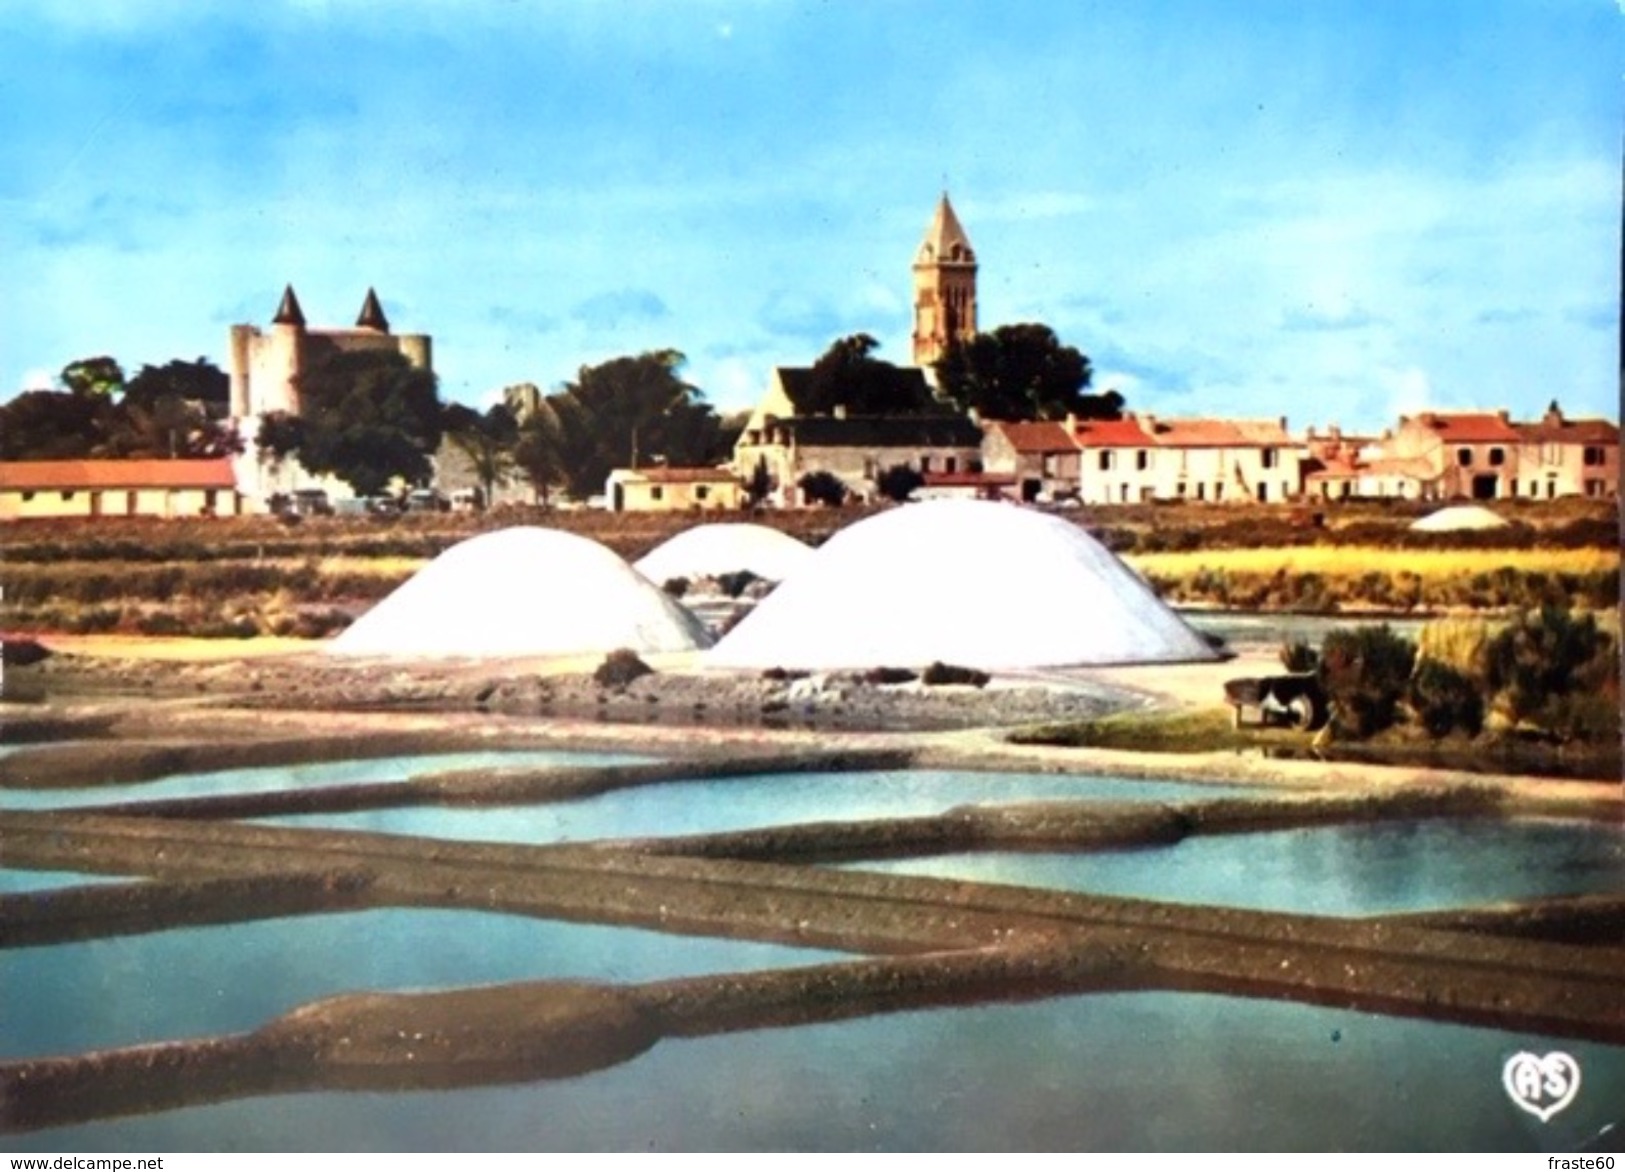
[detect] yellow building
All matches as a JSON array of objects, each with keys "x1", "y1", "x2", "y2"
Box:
[
  {"x1": 605, "y1": 466, "x2": 746, "y2": 512},
  {"x1": 0, "y1": 459, "x2": 242, "y2": 520}
]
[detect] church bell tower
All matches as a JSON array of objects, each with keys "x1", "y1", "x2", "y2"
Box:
[{"x1": 911, "y1": 192, "x2": 978, "y2": 368}]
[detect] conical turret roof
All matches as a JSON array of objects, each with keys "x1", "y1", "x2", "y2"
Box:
[
  {"x1": 916, "y1": 193, "x2": 975, "y2": 265},
  {"x1": 272, "y1": 284, "x2": 306, "y2": 327},
  {"x1": 356, "y1": 287, "x2": 390, "y2": 332}
]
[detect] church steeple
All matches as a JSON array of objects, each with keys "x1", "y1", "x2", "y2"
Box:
[
  {"x1": 272, "y1": 284, "x2": 306, "y2": 328},
  {"x1": 911, "y1": 193, "x2": 978, "y2": 367},
  {"x1": 355, "y1": 287, "x2": 390, "y2": 332}
]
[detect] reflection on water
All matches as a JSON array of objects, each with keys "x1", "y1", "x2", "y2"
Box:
[
  {"x1": 0, "y1": 869, "x2": 130, "y2": 893},
  {"x1": 259, "y1": 770, "x2": 1250, "y2": 844},
  {"x1": 0, "y1": 750, "x2": 651, "y2": 810},
  {"x1": 18, "y1": 992, "x2": 1623, "y2": 1151},
  {"x1": 854, "y1": 817, "x2": 1625, "y2": 915},
  {"x1": 0, "y1": 909, "x2": 837, "y2": 1060}
]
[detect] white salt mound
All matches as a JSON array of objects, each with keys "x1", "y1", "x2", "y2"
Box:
[
  {"x1": 707, "y1": 500, "x2": 1218, "y2": 671},
  {"x1": 1410, "y1": 505, "x2": 1510, "y2": 532},
  {"x1": 329, "y1": 527, "x2": 712, "y2": 658},
  {"x1": 635, "y1": 523, "x2": 814, "y2": 585}
]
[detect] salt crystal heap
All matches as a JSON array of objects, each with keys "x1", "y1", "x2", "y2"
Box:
[
  {"x1": 1409, "y1": 505, "x2": 1510, "y2": 532},
  {"x1": 635, "y1": 523, "x2": 814, "y2": 585},
  {"x1": 707, "y1": 500, "x2": 1218, "y2": 670},
  {"x1": 328, "y1": 527, "x2": 712, "y2": 657}
]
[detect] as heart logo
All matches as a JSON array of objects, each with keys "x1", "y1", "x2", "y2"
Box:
[{"x1": 1502, "y1": 1051, "x2": 1582, "y2": 1122}]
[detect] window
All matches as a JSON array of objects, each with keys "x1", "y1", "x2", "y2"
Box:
[
  {"x1": 1262, "y1": 449, "x2": 1277, "y2": 469},
  {"x1": 650, "y1": 486, "x2": 664, "y2": 502},
  {"x1": 1214, "y1": 483, "x2": 1224, "y2": 501},
  {"x1": 696, "y1": 485, "x2": 710, "y2": 501},
  {"x1": 1488, "y1": 447, "x2": 1505, "y2": 467},
  {"x1": 1196, "y1": 483, "x2": 1206, "y2": 501},
  {"x1": 1098, "y1": 451, "x2": 1114, "y2": 472},
  {"x1": 1457, "y1": 448, "x2": 1472, "y2": 467},
  {"x1": 20, "y1": 491, "x2": 34, "y2": 502},
  {"x1": 1529, "y1": 482, "x2": 1537, "y2": 497},
  {"x1": 1584, "y1": 446, "x2": 1605, "y2": 466},
  {"x1": 919, "y1": 455, "x2": 931, "y2": 472},
  {"x1": 945, "y1": 456, "x2": 958, "y2": 474},
  {"x1": 60, "y1": 491, "x2": 75, "y2": 501},
  {"x1": 1176, "y1": 481, "x2": 1187, "y2": 498},
  {"x1": 1135, "y1": 450, "x2": 1149, "y2": 471}
]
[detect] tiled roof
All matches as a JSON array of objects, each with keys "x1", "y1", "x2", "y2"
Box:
[
  {"x1": 1142, "y1": 417, "x2": 1293, "y2": 447},
  {"x1": 989, "y1": 420, "x2": 1076, "y2": 453},
  {"x1": 355, "y1": 287, "x2": 390, "y2": 332},
  {"x1": 1070, "y1": 416, "x2": 1155, "y2": 448},
  {"x1": 1516, "y1": 418, "x2": 1619, "y2": 444},
  {"x1": 0, "y1": 459, "x2": 238, "y2": 491},
  {"x1": 1406, "y1": 412, "x2": 1520, "y2": 443},
  {"x1": 917, "y1": 193, "x2": 976, "y2": 265},
  {"x1": 272, "y1": 284, "x2": 306, "y2": 327},
  {"x1": 774, "y1": 415, "x2": 984, "y2": 448}
]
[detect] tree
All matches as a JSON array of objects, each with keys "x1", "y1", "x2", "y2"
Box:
[
  {"x1": 60, "y1": 356, "x2": 125, "y2": 398},
  {"x1": 123, "y1": 358, "x2": 230, "y2": 414},
  {"x1": 802, "y1": 334, "x2": 938, "y2": 416},
  {"x1": 443, "y1": 402, "x2": 519, "y2": 506},
  {"x1": 797, "y1": 470, "x2": 848, "y2": 507},
  {"x1": 557, "y1": 350, "x2": 726, "y2": 495},
  {"x1": 280, "y1": 350, "x2": 444, "y2": 495},
  {"x1": 876, "y1": 463, "x2": 924, "y2": 502},
  {"x1": 512, "y1": 393, "x2": 597, "y2": 505},
  {"x1": 935, "y1": 323, "x2": 1115, "y2": 422},
  {"x1": 0, "y1": 390, "x2": 109, "y2": 459}
]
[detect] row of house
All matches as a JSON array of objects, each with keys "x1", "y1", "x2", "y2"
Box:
[{"x1": 603, "y1": 390, "x2": 1619, "y2": 512}]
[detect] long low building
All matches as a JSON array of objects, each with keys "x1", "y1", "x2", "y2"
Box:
[{"x1": 0, "y1": 459, "x2": 243, "y2": 520}]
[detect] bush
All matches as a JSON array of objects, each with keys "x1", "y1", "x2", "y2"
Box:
[
  {"x1": 861, "y1": 666, "x2": 918, "y2": 685},
  {"x1": 921, "y1": 661, "x2": 991, "y2": 688},
  {"x1": 1408, "y1": 659, "x2": 1484, "y2": 739},
  {"x1": 661, "y1": 576, "x2": 689, "y2": 598},
  {"x1": 715, "y1": 570, "x2": 760, "y2": 599},
  {"x1": 593, "y1": 648, "x2": 653, "y2": 689},
  {"x1": 797, "y1": 470, "x2": 848, "y2": 508},
  {"x1": 875, "y1": 464, "x2": 924, "y2": 503},
  {"x1": 1484, "y1": 606, "x2": 1617, "y2": 738},
  {"x1": 1318, "y1": 625, "x2": 1416, "y2": 738}
]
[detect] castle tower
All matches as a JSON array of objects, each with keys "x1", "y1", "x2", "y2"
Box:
[
  {"x1": 911, "y1": 193, "x2": 978, "y2": 368},
  {"x1": 356, "y1": 287, "x2": 390, "y2": 332}
]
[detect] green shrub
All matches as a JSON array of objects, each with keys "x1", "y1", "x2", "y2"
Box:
[
  {"x1": 661, "y1": 576, "x2": 690, "y2": 598},
  {"x1": 1484, "y1": 606, "x2": 1617, "y2": 739},
  {"x1": 1408, "y1": 659, "x2": 1484, "y2": 739},
  {"x1": 715, "y1": 570, "x2": 760, "y2": 599},
  {"x1": 1318, "y1": 625, "x2": 1417, "y2": 738}
]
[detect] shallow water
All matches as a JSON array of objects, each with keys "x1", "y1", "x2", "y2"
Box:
[
  {"x1": 0, "y1": 869, "x2": 129, "y2": 893},
  {"x1": 0, "y1": 908, "x2": 839, "y2": 1060},
  {"x1": 259, "y1": 769, "x2": 1250, "y2": 844},
  {"x1": 853, "y1": 816, "x2": 1625, "y2": 915},
  {"x1": 0, "y1": 749, "x2": 650, "y2": 811},
  {"x1": 20, "y1": 991, "x2": 1622, "y2": 1151}
]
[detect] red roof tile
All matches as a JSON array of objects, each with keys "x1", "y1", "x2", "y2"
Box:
[
  {"x1": 989, "y1": 420, "x2": 1075, "y2": 454},
  {"x1": 1516, "y1": 418, "x2": 1619, "y2": 444},
  {"x1": 1141, "y1": 417, "x2": 1293, "y2": 447},
  {"x1": 0, "y1": 459, "x2": 238, "y2": 491},
  {"x1": 1406, "y1": 412, "x2": 1520, "y2": 443},
  {"x1": 1070, "y1": 417, "x2": 1154, "y2": 448}
]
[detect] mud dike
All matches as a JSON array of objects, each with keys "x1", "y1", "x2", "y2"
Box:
[{"x1": 2, "y1": 713, "x2": 1622, "y2": 1134}]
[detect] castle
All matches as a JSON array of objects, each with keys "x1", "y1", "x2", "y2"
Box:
[{"x1": 228, "y1": 286, "x2": 433, "y2": 502}]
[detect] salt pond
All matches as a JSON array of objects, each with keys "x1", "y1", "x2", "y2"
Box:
[
  {"x1": 259, "y1": 769, "x2": 1250, "y2": 844},
  {"x1": 16, "y1": 991, "x2": 1622, "y2": 1151},
  {"x1": 854, "y1": 817, "x2": 1625, "y2": 915},
  {"x1": 0, "y1": 908, "x2": 840, "y2": 1060},
  {"x1": 0, "y1": 749, "x2": 650, "y2": 811}
]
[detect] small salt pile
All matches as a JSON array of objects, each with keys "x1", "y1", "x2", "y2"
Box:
[
  {"x1": 708, "y1": 500, "x2": 1217, "y2": 670},
  {"x1": 328, "y1": 527, "x2": 711, "y2": 657},
  {"x1": 1410, "y1": 505, "x2": 1510, "y2": 532},
  {"x1": 634, "y1": 523, "x2": 814, "y2": 585}
]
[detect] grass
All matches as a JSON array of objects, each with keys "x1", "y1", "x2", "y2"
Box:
[
  {"x1": 1126, "y1": 546, "x2": 1617, "y2": 578},
  {"x1": 1009, "y1": 706, "x2": 1623, "y2": 782}
]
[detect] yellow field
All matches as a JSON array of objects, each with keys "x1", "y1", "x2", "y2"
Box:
[{"x1": 1125, "y1": 545, "x2": 1618, "y2": 579}]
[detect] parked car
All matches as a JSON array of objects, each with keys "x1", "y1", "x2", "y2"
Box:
[{"x1": 404, "y1": 489, "x2": 449, "y2": 513}]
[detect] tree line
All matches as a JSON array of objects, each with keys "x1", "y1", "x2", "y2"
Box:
[{"x1": 3, "y1": 317, "x2": 1114, "y2": 501}]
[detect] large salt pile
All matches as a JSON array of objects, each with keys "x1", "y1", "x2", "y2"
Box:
[
  {"x1": 1410, "y1": 505, "x2": 1510, "y2": 532},
  {"x1": 707, "y1": 500, "x2": 1218, "y2": 670},
  {"x1": 635, "y1": 523, "x2": 814, "y2": 585},
  {"x1": 329, "y1": 527, "x2": 712, "y2": 657}
]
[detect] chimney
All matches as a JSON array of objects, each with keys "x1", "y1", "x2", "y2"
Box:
[
  {"x1": 1496, "y1": 408, "x2": 1510, "y2": 424},
  {"x1": 1064, "y1": 412, "x2": 1077, "y2": 433},
  {"x1": 1329, "y1": 423, "x2": 1341, "y2": 442},
  {"x1": 1279, "y1": 416, "x2": 1288, "y2": 433}
]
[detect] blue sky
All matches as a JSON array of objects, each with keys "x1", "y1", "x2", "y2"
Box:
[{"x1": 2, "y1": 1, "x2": 1619, "y2": 431}]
